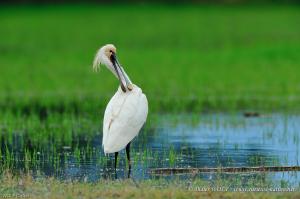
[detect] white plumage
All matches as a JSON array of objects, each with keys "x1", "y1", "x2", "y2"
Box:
[
  {"x1": 92, "y1": 44, "x2": 148, "y2": 156},
  {"x1": 103, "y1": 84, "x2": 148, "y2": 153}
]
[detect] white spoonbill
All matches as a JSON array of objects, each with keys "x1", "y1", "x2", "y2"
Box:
[{"x1": 92, "y1": 44, "x2": 148, "y2": 172}]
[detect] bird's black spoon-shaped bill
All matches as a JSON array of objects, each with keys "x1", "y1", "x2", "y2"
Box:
[{"x1": 110, "y1": 52, "x2": 127, "y2": 92}]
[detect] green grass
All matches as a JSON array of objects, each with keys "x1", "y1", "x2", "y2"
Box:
[
  {"x1": 0, "y1": 5, "x2": 300, "y2": 113},
  {"x1": 0, "y1": 172, "x2": 299, "y2": 199}
]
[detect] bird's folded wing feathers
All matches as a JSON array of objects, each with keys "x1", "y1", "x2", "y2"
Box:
[{"x1": 102, "y1": 85, "x2": 148, "y2": 153}]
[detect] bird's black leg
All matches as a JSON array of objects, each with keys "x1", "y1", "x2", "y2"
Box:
[
  {"x1": 114, "y1": 152, "x2": 118, "y2": 179},
  {"x1": 114, "y1": 152, "x2": 118, "y2": 170},
  {"x1": 126, "y1": 142, "x2": 131, "y2": 178}
]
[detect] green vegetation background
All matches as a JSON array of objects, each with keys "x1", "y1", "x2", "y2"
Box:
[{"x1": 0, "y1": 5, "x2": 300, "y2": 113}]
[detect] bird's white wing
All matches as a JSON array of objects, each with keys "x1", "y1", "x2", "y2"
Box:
[{"x1": 102, "y1": 84, "x2": 148, "y2": 154}]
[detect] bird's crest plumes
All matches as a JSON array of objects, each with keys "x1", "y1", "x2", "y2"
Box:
[
  {"x1": 93, "y1": 48, "x2": 102, "y2": 72},
  {"x1": 92, "y1": 44, "x2": 117, "y2": 72}
]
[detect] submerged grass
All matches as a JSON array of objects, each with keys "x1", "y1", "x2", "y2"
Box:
[
  {"x1": 0, "y1": 5, "x2": 300, "y2": 113},
  {"x1": 0, "y1": 112, "x2": 298, "y2": 179}
]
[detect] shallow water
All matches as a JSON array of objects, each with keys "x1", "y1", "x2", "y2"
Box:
[{"x1": 1, "y1": 113, "x2": 300, "y2": 187}]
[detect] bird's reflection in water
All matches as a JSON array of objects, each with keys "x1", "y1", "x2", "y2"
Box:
[{"x1": 101, "y1": 168, "x2": 132, "y2": 180}]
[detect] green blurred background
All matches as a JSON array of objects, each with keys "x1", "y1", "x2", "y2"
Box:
[{"x1": 0, "y1": 2, "x2": 300, "y2": 113}]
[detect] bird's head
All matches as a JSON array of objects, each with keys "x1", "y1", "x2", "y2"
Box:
[{"x1": 93, "y1": 44, "x2": 132, "y2": 92}]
